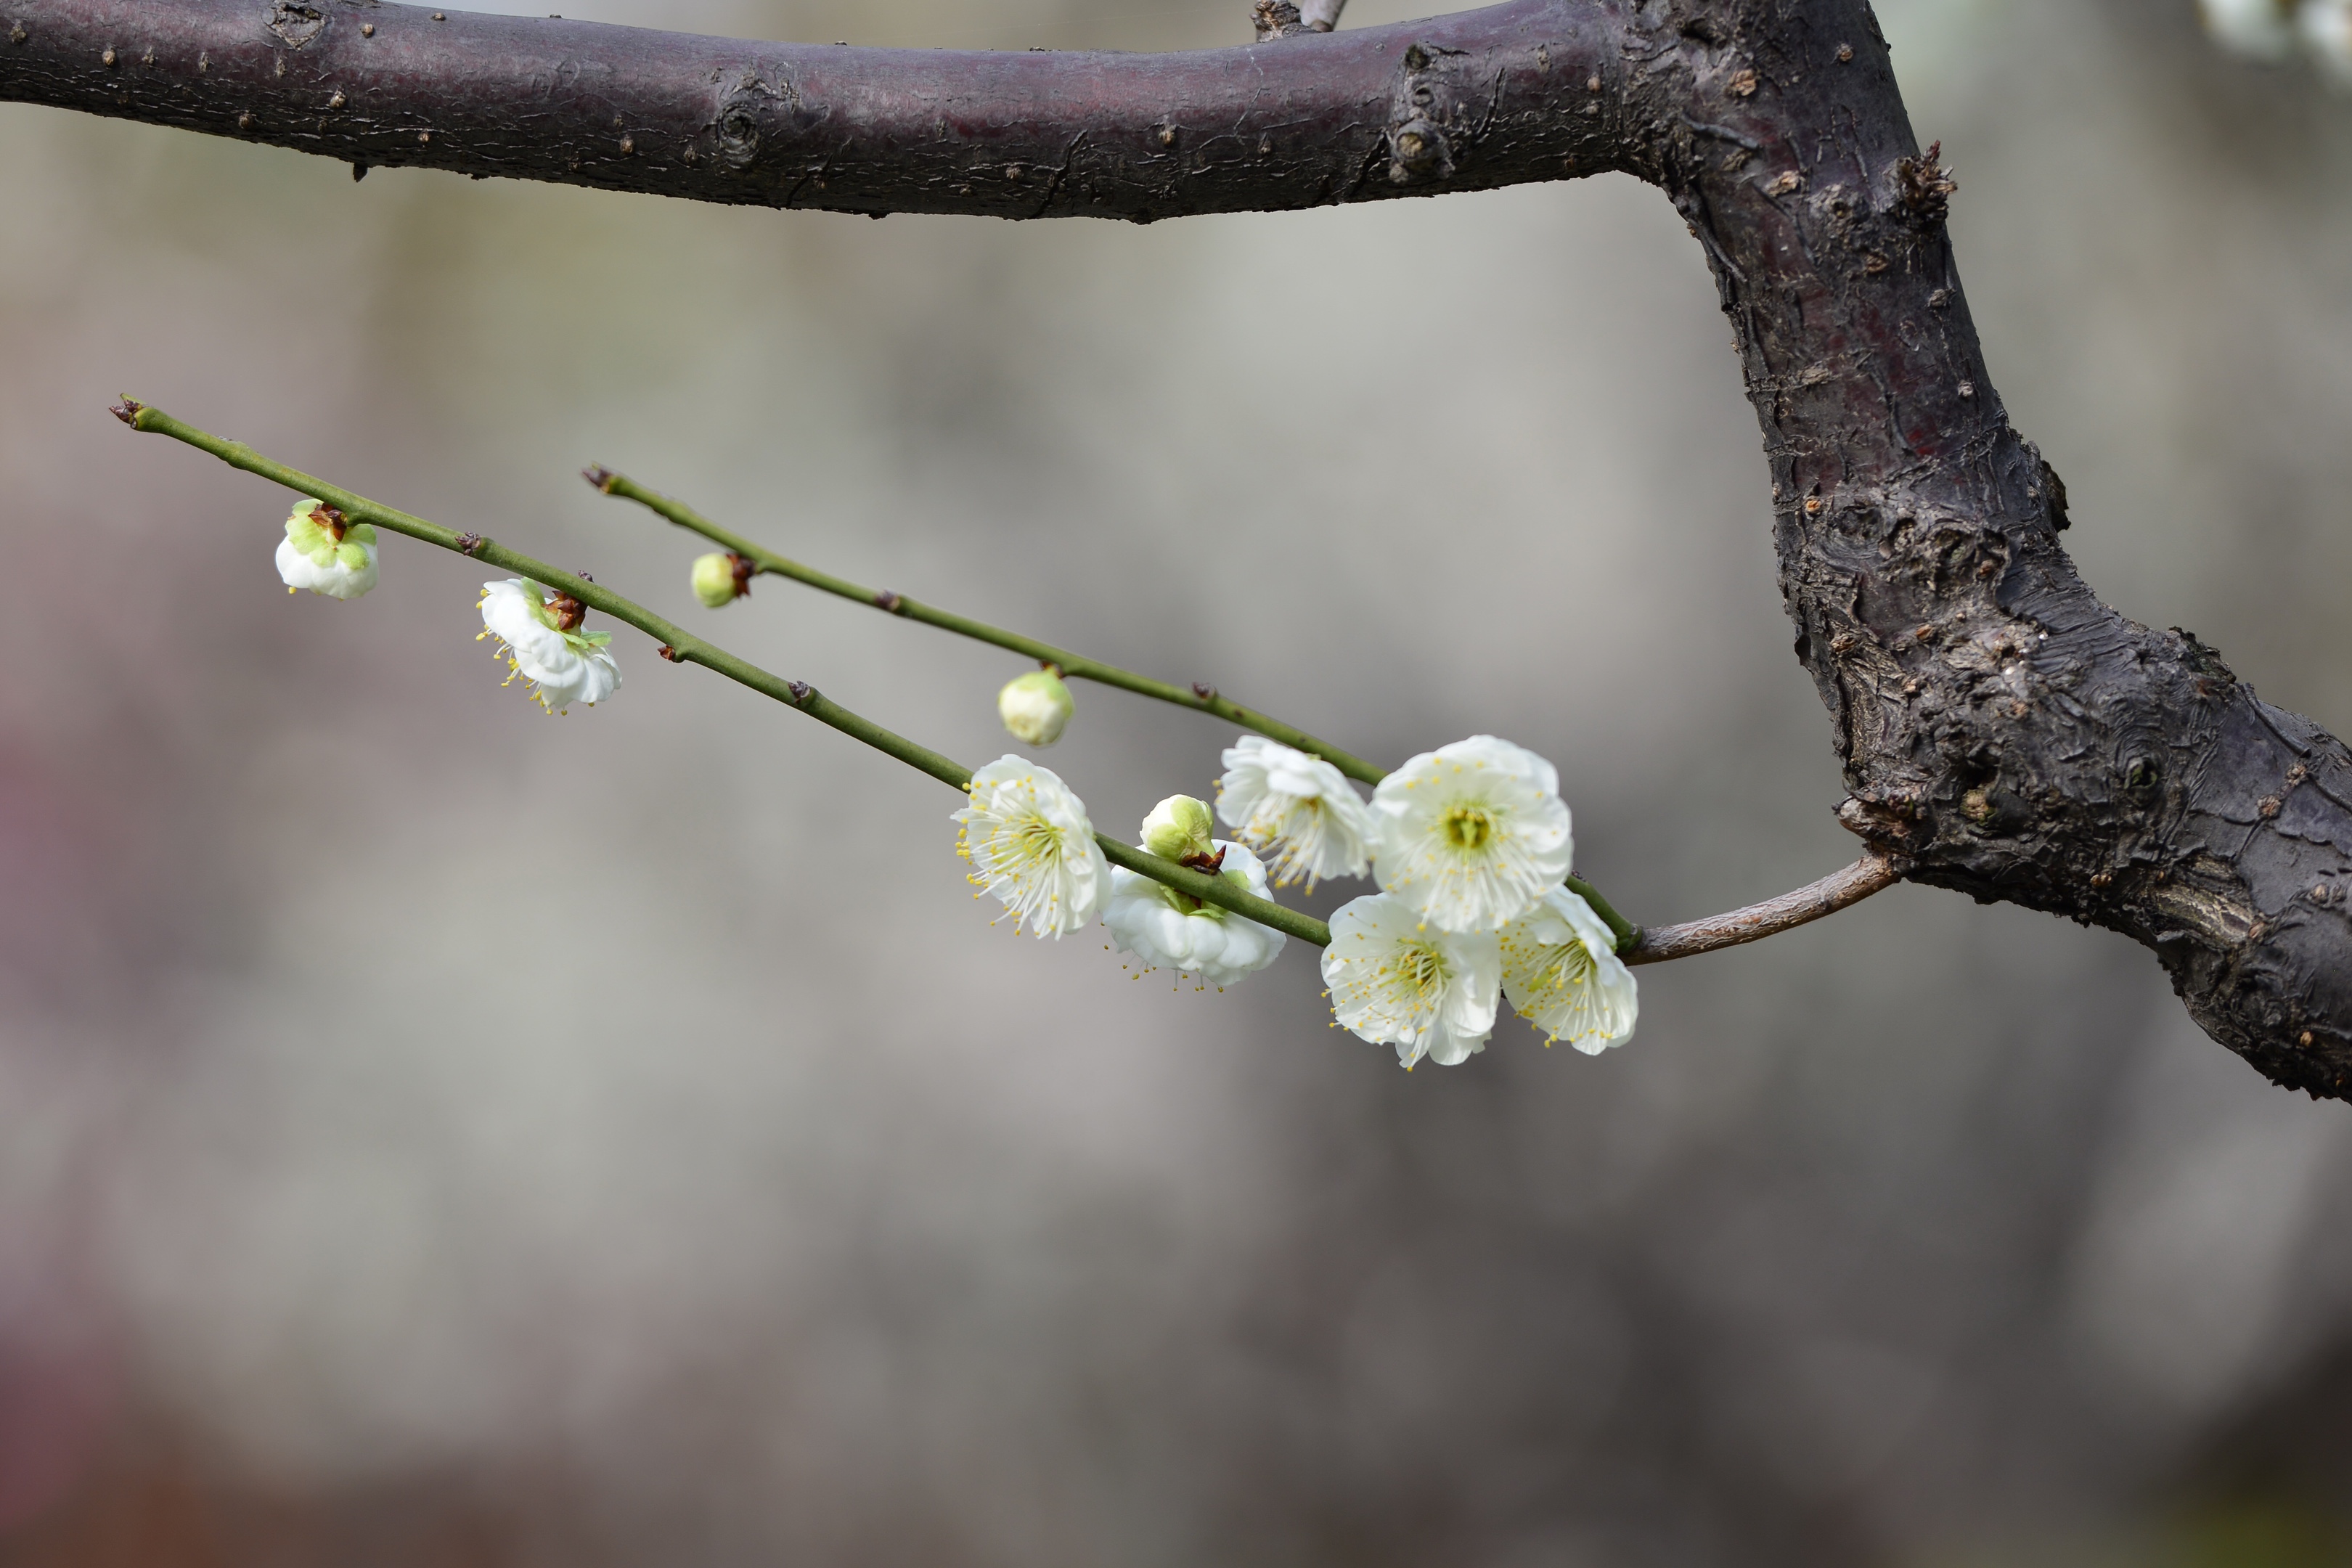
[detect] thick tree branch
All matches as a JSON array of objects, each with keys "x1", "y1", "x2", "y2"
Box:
[
  {"x1": 0, "y1": 0, "x2": 1624, "y2": 217},
  {"x1": 11, "y1": 0, "x2": 2352, "y2": 1093}
]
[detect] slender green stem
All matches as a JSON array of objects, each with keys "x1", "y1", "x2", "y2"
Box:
[
  {"x1": 592, "y1": 467, "x2": 1654, "y2": 955},
  {"x1": 1564, "y1": 875, "x2": 1637, "y2": 950},
  {"x1": 589, "y1": 468, "x2": 1388, "y2": 786},
  {"x1": 1095, "y1": 838, "x2": 1329, "y2": 946},
  {"x1": 118, "y1": 400, "x2": 1328, "y2": 944}
]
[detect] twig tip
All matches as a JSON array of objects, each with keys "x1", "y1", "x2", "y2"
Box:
[
  {"x1": 581, "y1": 464, "x2": 618, "y2": 493},
  {"x1": 109, "y1": 397, "x2": 144, "y2": 426}
]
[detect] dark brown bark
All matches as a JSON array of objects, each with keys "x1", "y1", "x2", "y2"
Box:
[
  {"x1": 6, "y1": 0, "x2": 2348, "y2": 1095},
  {"x1": 0, "y1": 0, "x2": 1625, "y2": 216}
]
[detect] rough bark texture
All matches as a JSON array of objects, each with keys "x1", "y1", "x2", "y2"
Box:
[
  {"x1": 5, "y1": 0, "x2": 2348, "y2": 1094},
  {"x1": 0, "y1": 0, "x2": 1625, "y2": 215}
]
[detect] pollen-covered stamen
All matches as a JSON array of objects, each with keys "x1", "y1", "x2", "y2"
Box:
[
  {"x1": 1441, "y1": 804, "x2": 1493, "y2": 851},
  {"x1": 951, "y1": 756, "x2": 1108, "y2": 940},
  {"x1": 1498, "y1": 885, "x2": 1638, "y2": 1053}
]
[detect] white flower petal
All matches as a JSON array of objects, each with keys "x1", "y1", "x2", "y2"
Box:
[
  {"x1": 1214, "y1": 735, "x2": 1374, "y2": 889},
  {"x1": 953, "y1": 756, "x2": 1110, "y2": 939},
  {"x1": 276, "y1": 534, "x2": 379, "y2": 599},
  {"x1": 1103, "y1": 841, "x2": 1286, "y2": 987},
  {"x1": 1320, "y1": 892, "x2": 1501, "y2": 1069},
  {"x1": 1500, "y1": 886, "x2": 1638, "y2": 1055},
  {"x1": 1369, "y1": 735, "x2": 1572, "y2": 934},
  {"x1": 477, "y1": 579, "x2": 622, "y2": 714}
]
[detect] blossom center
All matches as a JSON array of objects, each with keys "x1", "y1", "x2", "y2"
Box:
[
  {"x1": 1441, "y1": 804, "x2": 1495, "y2": 852},
  {"x1": 1397, "y1": 940, "x2": 1448, "y2": 1003}
]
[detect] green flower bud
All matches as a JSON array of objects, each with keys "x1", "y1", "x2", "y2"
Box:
[
  {"x1": 691, "y1": 552, "x2": 747, "y2": 608},
  {"x1": 1141, "y1": 794, "x2": 1217, "y2": 863},
  {"x1": 998, "y1": 668, "x2": 1074, "y2": 746}
]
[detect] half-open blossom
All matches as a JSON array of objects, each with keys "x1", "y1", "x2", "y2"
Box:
[
  {"x1": 1499, "y1": 885, "x2": 1638, "y2": 1054},
  {"x1": 998, "y1": 669, "x2": 1075, "y2": 746},
  {"x1": 1214, "y1": 735, "x2": 1374, "y2": 889},
  {"x1": 275, "y1": 498, "x2": 378, "y2": 600},
  {"x1": 1370, "y1": 735, "x2": 1572, "y2": 934},
  {"x1": 1104, "y1": 840, "x2": 1286, "y2": 987},
  {"x1": 477, "y1": 578, "x2": 621, "y2": 714},
  {"x1": 952, "y1": 756, "x2": 1109, "y2": 938},
  {"x1": 1320, "y1": 892, "x2": 1501, "y2": 1069}
]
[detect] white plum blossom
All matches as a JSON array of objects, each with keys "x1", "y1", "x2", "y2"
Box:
[
  {"x1": 1104, "y1": 840, "x2": 1286, "y2": 987},
  {"x1": 952, "y1": 756, "x2": 1110, "y2": 938},
  {"x1": 2202, "y1": 0, "x2": 2297, "y2": 58},
  {"x1": 1369, "y1": 735, "x2": 1574, "y2": 934},
  {"x1": 274, "y1": 498, "x2": 378, "y2": 600},
  {"x1": 1320, "y1": 892, "x2": 1502, "y2": 1069},
  {"x1": 476, "y1": 578, "x2": 621, "y2": 714},
  {"x1": 1214, "y1": 735, "x2": 1374, "y2": 889},
  {"x1": 999, "y1": 669, "x2": 1075, "y2": 746},
  {"x1": 1499, "y1": 885, "x2": 1638, "y2": 1055}
]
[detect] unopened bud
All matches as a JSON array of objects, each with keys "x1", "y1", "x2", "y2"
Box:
[
  {"x1": 691, "y1": 552, "x2": 748, "y2": 608},
  {"x1": 1141, "y1": 794, "x2": 1216, "y2": 862},
  {"x1": 998, "y1": 669, "x2": 1074, "y2": 746}
]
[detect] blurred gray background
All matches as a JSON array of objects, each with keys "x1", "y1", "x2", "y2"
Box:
[{"x1": 4, "y1": 0, "x2": 2352, "y2": 1563}]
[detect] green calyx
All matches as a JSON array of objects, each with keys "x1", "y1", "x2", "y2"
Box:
[
  {"x1": 1140, "y1": 794, "x2": 1217, "y2": 862},
  {"x1": 1151, "y1": 865, "x2": 1255, "y2": 920},
  {"x1": 285, "y1": 499, "x2": 376, "y2": 570}
]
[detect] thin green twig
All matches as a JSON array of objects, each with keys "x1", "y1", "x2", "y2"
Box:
[
  {"x1": 588, "y1": 468, "x2": 1388, "y2": 786},
  {"x1": 118, "y1": 400, "x2": 1333, "y2": 948},
  {"x1": 594, "y1": 470, "x2": 1646, "y2": 953}
]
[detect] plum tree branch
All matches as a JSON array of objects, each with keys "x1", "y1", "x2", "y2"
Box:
[
  {"x1": 18, "y1": 0, "x2": 2352, "y2": 1093},
  {"x1": 113, "y1": 399, "x2": 1335, "y2": 946},
  {"x1": 586, "y1": 467, "x2": 1387, "y2": 785},
  {"x1": 1622, "y1": 856, "x2": 1900, "y2": 967}
]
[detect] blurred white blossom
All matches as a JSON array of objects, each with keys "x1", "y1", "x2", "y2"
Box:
[
  {"x1": 476, "y1": 578, "x2": 621, "y2": 714},
  {"x1": 2300, "y1": 0, "x2": 2352, "y2": 82},
  {"x1": 953, "y1": 756, "x2": 1109, "y2": 938},
  {"x1": 1369, "y1": 735, "x2": 1573, "y2": 934},
  {"x1": 274, "y1": 498, "x2": 378, "y2": 600},
  {"x1": 2202, "y1": 0, "x2": 2298, "y2": 59},
  {"x1": 1103, "y1": 840, "x2": 1286, "y2": 987},
  {"x1": 1500, "y1": 886, "x2": 1638, "y2": 1054},
  {"x1": 1321, "y1": 892, "x2": 1502, "y2": 1069},
  {"x1": 1214, "y1": 736, "x2": 1373, "y2": 889}
]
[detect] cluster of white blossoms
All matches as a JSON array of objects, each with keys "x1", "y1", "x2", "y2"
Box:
[
  {"x1": 1311, "y1": 735, "x2": 1637, "y2": 1069},
  {"x1": 274, "y1": 498, "x2": 378, "y2": 600},
  {"x1": 951, "y1": 732, "x2": 1636, "y2": 1068},
  {"x1": 477, "y1": 578, "x2": 622, "y2": 714},
  {"x1": 2203, "y1": 0, "x2": 2352, "y2": 81},
  {"x1": 267, "y1": 503, "x2": 623, "y2": 718}
]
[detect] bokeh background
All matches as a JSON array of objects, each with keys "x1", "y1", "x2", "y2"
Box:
[{"x1": 4, "y1": 0, "x2": 2352, "y2": 1562}]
